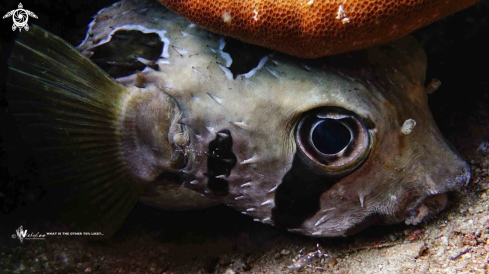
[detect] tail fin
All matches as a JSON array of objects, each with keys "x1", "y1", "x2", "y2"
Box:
[{"x1": 6, "y1": 25, "x2": 139, "y2": 237}]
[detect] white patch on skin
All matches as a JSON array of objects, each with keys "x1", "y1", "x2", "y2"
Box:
[
  {"x1": 262, "y1": 217, "x2": 271, "y2": 223},
  {"x1": 218, "y1": 63, "x2": 234, "y2": 80},
  {"x1": 234, "y1": 195, "x2": 246, "y2": 200},
  {"x1": 189, "y1": 180, "x2": 198, "y2": 185},
  {"x1": 136, "y1": 57, "x2": 154, "y2": 66},
  {"x1": 312, "y1": 231, "x2": 323, "y2": 236},
  {"x1": 156, "y1": 59, "x2": 170, "y2": 66},
  {"x1": 320, "y1": 207, "x2": 336, "y2": 213},
  {"x1": 253, "y1": 219, "x2": 260, "y2": 222},
  {"x1": 265, "y1": 66, "x2": 281, "y2": 78},
  {"x1": 246, "y1": 208, "x2": 256, "y2": 212},
  {"x1": 191, "y1": 66, "x2": 210, "y2": 79},
  {"x1": 315, "y1": 215, "x2": 329, "y2": 227},
  {"x1": 172, "y1": 45, "x2": 190, "y2": 56},
  {"x1": 188, "y1": 23, "x2": 196, "y2": 28},
  {"x1": 215, "y1": 174, "x2": 227, "y2": 179},
  {"x1": 219, "y1": 37, "x2": 226, "y2": 50},
  {"x1": 220, "y1": 51, "x2": 233, "y2": 67},
  {"x1": 270, "y1": 59, "x2": 280, "y2": 66},
  {"x1": 240, "y1": 155, "x2": 259, "y2": 165},
  {"x1": 207, "y1": 92, "x2": 223, "y2": 105},
  {"x1": 83, "y1": 25, "x2": 171, "y2": 59},
  {"x1": 261, "y1": 199, "x2": 274, "y2": 206},
  {"x1": 217, "y1": 132, "x2": 229, "y2": 138},
  {"x1": 78, "y1": 19, "x2": 97, "y2": 48},
  {"x1": 401, "y1": 119, "x2": 417, "y2": 135},
  {"x1": 210, "y1": 43, "x2": 233, "y2": 67},
  {"x1": 206, "y1": 126, "x2": 216, "y2": 135},
  {"x1": 240, "y1": 182, "x2": 252, "y2": 187},
  {"x1": 237, "y1": 56, "x2": 269, "y2": 78},
  {"x1": 268, "y1": 184, "x2": 279, "y2": 193},
  {"x1": 230, "y1": 121, "x2": 249, "y2": 129},
  {"x1": 359, "y1": 195, "x2": 365, "y2": 208}
]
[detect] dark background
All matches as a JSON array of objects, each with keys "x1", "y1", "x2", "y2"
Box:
[{"x1": 0, "y1": 0, "x2": 118, "y2": 215}]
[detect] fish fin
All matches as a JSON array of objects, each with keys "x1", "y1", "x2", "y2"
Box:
[{"x1": 6, "y1": 25, "x2": 138, "y2": 237}]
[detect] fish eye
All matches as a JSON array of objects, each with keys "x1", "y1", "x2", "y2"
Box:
[
  {"x1": 296, "y1": 108, "x2": 372, "y2": 176},
  {"x1": 311, "y1": 119, "x2": 352, "y2": 155}
]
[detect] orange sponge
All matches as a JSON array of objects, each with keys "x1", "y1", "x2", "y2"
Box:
[{"x1": 158, "y1": 0, "x2": 479, "y2": 58}]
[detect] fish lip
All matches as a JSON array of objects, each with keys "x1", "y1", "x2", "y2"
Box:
[{"x1": 404, "y1": 161, "x2": 471, "y2": 226}]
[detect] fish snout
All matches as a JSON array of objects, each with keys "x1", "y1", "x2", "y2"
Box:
[{"x1": 404, "y1": 156, "x2": 470, "y2": 225}]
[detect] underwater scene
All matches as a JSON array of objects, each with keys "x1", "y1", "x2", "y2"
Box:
[{"x1": 0, "y1": 0, "x2": 488, "y2": 273}]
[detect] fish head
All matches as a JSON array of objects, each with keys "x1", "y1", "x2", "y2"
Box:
[
  {"x1": 292, "y1": 40, "x2": 472, "y2": 236},
  {"x1": 78, "y1": 1, "x2": 470, "y2": 236},
  {"x1": 158, "y1": 34, "x2": 469, "y2": 237}
]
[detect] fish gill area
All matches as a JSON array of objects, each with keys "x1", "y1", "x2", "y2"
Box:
[{"x1": 0, "y1": 0, "x2": 488, "y2": 273}]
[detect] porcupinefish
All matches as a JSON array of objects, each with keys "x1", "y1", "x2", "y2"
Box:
[{"x1": 6, "y1": 0, "x2": 470, "y2": 237}]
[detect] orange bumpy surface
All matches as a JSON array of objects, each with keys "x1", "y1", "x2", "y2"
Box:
[{"x1": 158, "y1": 0, "x2": 479, "y2": 58}]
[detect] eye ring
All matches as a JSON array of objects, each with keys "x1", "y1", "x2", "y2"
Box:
[{"x1": 295, "y1": 108, "x2": 372, "y2": 176}]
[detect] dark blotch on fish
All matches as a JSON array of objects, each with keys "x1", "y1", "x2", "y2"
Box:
[
  {"x1": 90, "y1": 30, "x2": 163, "y2": 78},
  {"x1": 206, "y1": 129, "x2": 237, "y2": 196},
  {"x1": 223, "y1": 38, "x2": 271, "y2": 78},
  {"x1": 272, "y1": 155, "x2": 337, "y2": 228}
]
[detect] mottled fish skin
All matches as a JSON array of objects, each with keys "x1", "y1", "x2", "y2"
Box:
[{"x1": 77, "y1": 0, "x2": 470, "y2": 237}]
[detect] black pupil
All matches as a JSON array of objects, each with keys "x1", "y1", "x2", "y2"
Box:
[{"x1": 311, "y1": 119, "x2": 351, "y2": 154}]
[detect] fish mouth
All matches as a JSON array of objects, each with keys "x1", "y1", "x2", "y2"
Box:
[
  {"x1": 299, "y1": 160, "x2": 471, "y2": 237},
  {"x1": 404, "y1": 165, "x2": 470, "y2": 226}
]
